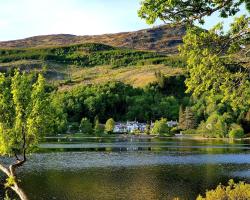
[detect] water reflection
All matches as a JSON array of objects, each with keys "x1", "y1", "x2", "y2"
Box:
[
  {"x1": 19, "y1": 164, "x2": 250, "y2": 200},
  {"x1": 40, "y1": 137, "x2": 250, "y2": 154},
  {"x1": 12, "y1": 152, "x2": 250, "y2": 171},
  {"x1": 0, "y1": 137, "x2": 249, "y2": 200}
]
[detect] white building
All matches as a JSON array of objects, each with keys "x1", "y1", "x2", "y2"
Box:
[
  {"x1": 113, "y1": 120, "x2": 178, "y2": 133},
  {"x1": 113, "y1": 121, "x2": 147, "y2": 133},
  {"x1": 167, "y1": 120, "x2": 178, "y2": 127},
  {"x1": 113, "y1": 123, "x2": 127, "y2": 133}
]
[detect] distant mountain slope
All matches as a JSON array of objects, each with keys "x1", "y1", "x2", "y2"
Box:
[
  {"x1": 0, "y1": 40, "x2": 186, "y2": 89},
  {"x1": 0, "y1": 24, "x2": 185, "y2": 54}
]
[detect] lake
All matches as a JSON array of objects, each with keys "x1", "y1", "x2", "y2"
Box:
[{"x1": 1, "y1": 136, "x2": 250, "y2": 200}]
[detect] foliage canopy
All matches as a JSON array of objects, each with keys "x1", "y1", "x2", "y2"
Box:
[
  {"x1": 0, "y1": 71, "x2": 51, "y2": 156},
  {"x1": 138, "y1": 0, "x2": 250, "y2": 24}
]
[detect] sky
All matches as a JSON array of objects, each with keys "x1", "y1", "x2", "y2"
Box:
[{"x1": 0, "y1": 0, "x2": 249, "y2": 41}]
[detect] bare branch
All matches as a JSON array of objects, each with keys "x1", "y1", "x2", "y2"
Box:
[{"x1": 0, "y1": 163, "x2": 10, "y2": 176}]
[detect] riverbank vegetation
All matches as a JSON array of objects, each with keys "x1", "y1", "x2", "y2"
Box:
[{"x1": 196, "y1": 180, "x2": 250, "y2": 200}]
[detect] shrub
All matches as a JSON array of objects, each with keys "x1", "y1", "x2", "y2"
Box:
[
  {"x1": 229, "y1": 123, "x2": 244, "y2": 138},
  {"x1": 145, "y1": 124, "x2": 151, "y2": 135},
  {"x1": 170, "y1": 127, "x2": 181, "y2": 135},
  {"x1": 132, "y1": 129, "x2": 141, "y2": 135},
  {"x1": 196, "y1": 179, "x2": 250, "y2": 200},
  {"x1": 68, "y1": 122, "x2": 79, "y2": 133},
  {"x1": 105, "y1": 118, "x2": 115, "y2": 134},
  {"x1": 79, "y1": 118, "x2": 93, "y2": 134},
  {"x1": 182, "y1": 129, "x2": 196, "y2": 135},
  {"x1": 197, "y1": 113, "x2": 227, "y2": 138},
  {"x1": 151, "y1": 118, "x2": 170, "y2": 135}
]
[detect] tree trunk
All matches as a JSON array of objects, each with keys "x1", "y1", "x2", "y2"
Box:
[
  {"x1": 11, "y1": 183, "x2": 29, "y2": 200},
  {"x1": 0, "y1": 162, "x2": 29, "y2": 200},
  {"x1": 9, "y1": 164, "x2": 29, "y2": 200}
]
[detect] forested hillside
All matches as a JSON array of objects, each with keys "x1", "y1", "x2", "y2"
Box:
[{"x1": 0, "y1": 31, "x2": 187, "y2": 134}]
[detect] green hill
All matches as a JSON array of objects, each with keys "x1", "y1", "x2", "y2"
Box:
[{"x1": 0, "y1": 42, "x2": 186, "y2": 90}]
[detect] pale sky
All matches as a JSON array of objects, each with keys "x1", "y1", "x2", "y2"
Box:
[{"x1": 0, "y1": 0, "x2": 249, "y2": 41}]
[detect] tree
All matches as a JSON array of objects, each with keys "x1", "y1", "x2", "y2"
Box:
[
  {"x1": 79, "y1": 118, "x2": 92, "y2": 134},
  {"x1": 181, "y1": 17, "x2": 250, "y2": 112},
  {"x1": 46, "y1": 92, "x2": 68, "y2": 136},
  {"x1": 94, "y1": 118, "x2": 103, "y2": 136},
  {"x1": 0, "y1": 71, "x2": 51, "y2": 200},
  {"x1": 178, "y1": 105, "x2": 185, "y2": 130},
  {"x1": 151, "y1": 118, "x2": 170, "y2": 135},
  {"x1": 145, "y1": 123, "x2": 151, "y2": 135},
  {"x1": 197, "y1": 113, "x2": 227, "y2": 138},
  {"x1": 154, "y1": 72, "x2": 187, "y2": 98},
  {"x1": 139, "y1": 1, "x2": 250, "y2": 109},
  {"x1": 241, "y1": 108, "x2": 250, "y2": 133},
  {"x1": 139, "y1": 2, "x2": 250, "y2": 133},
  {"x1": 184, "y1": 107, "x2": 197, "y2": 130},
  {"x1": 138, "y1": 0, "x2": 250, "y2": 24},
  {"x1": 229, "y1": 123, "x2": 244, "y2": 138},
  {"x1": 104, "y1": 118, "x2": 115, "y2": 134}
]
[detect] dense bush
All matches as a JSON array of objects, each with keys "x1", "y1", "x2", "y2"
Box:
[
  {"x1": 196, "y1": 180, "x2": 250, "y2": 200},
  {"x1": 170, "y1": 127, "x2": 181, "y2": 135},
  {"x1": 68, "y1": 122, "x2": 79, "y2": 132},
  {"x1": 152, "y1": 72, "x2": 187, "y2": 98},
  {"x1": 196, "y1": 113, "x2": 227, "y2": 138},
  {"x1": 151, "y1": 118, "x2": 170, "y2": 135},
  {"x1": 229, "y1": 123, "x2": 244, "y2": 138},
  {"x1": 79, "y1": 118, "x2": 93, "y2": 134},
  {"x1": 182, "y1": 129, "x2": 196, "y2": 135},
  {"x1": 105, "y1": 118, "x2": 115, "y2": 134},
  {"x1": 0, "y1": 43, "x2": 167, "y2": 67},
  {"x1": 136, "y1": 56, "x2": 186, "y2": 68}
]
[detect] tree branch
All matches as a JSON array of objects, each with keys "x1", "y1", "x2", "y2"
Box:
[
  {"x1": 0, "y1": 163, "x2": 10, "y2": 176},
  {"x1": 217, "y1": 29, "x2": 250, "y2": 55},
  {"x1": 9, "y1": 126, "x2": 27, "y2": 176},
  {"x1": 162, "y1": 0, "x2": 234, "y2": 24}
]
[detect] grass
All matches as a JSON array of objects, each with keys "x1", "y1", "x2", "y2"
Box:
[
  {"x1": 0, "y1": 58, "x2": 185, "y2": 90},
  {"x1": 0, "y1": 42, "x2": 186, "y2": 90},
  {"x1": 59, "y1": 64, "x2": 185, "y2": 90}
]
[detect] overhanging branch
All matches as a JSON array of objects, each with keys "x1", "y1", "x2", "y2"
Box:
[{"x1": 0, "y1": 163, "x2": 10, "y2": 176}]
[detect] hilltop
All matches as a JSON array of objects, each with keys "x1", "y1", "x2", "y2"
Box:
[
  {"x1": 0, "y1": 24, "x2": 185, "y2": 54},
  {"x1": 0, "y1": 25, "x2": 187, "y2": 90}
]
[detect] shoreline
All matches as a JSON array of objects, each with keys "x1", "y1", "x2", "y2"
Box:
[{"x1": 44, "y1": 134, "x2": 250, "y2": 141}]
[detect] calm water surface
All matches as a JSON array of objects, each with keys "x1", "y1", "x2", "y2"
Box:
[{"x1": 0, "y1": 137, "x2": 250, "y2": 200}]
